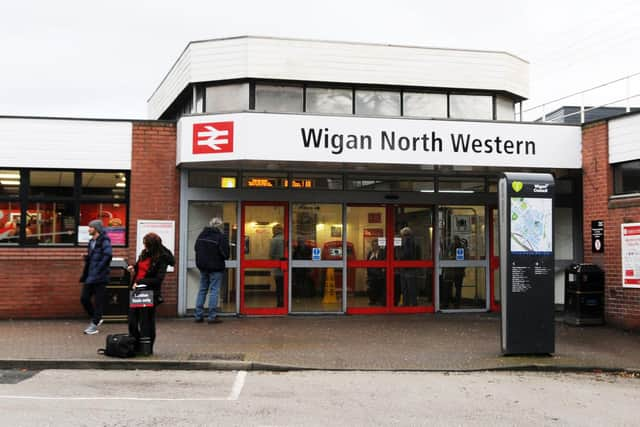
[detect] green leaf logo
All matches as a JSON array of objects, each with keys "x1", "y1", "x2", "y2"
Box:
[{"x1": 512, "y1": 181, "x2": 523, "y2": 192}]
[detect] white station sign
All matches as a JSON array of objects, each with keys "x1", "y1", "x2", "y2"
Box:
[{"x1": 177, "y1": 113, "x2": 582, "y2": 169}]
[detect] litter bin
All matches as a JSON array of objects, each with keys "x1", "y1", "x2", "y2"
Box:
[
  {"x1": 103, "y1": 258, "x2": 130, "y2": 322},
  {"x1": 564, "y1": 263, "x2": 605, "y2": 326}
]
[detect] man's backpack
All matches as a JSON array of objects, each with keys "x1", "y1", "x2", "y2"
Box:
[{"x1": 98, "y1": 333, "x2": 136, "y2": 358}]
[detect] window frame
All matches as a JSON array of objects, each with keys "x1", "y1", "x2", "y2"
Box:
[
  {"x1": 613, "y1": 160, "x2": 640, "y2": 196},
  {"x1": 190, "y1": 79, "x2": 516, "y2": 121},
  {"x1": 0, "y1": 168, "x2": 130, "y2": 247}
]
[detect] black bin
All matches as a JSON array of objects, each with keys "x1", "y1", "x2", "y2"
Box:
[
  {"x1": 103, "y1": 258, "x2": 130, "y2": 322},
  {"x1": 564, "y1": 263, "x2": 605, "y2": 326}
]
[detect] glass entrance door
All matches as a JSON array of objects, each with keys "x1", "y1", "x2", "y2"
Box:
[
  {"x1": 346, "y1": 205, "x2": 434, "y2": 313},
  {"x1": 290, "y1": 203, "x2": 344, "y2": 313},
  {"x1": 241, "y1": 203, "x2": 288, "y2": 314},
  {"x1": 438, "y1": 205, "x2": 488, "y2": 311}
]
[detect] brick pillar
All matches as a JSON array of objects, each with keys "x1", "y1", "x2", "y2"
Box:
[{"x1": 130, "y1": 122, "x2": 179, "y2": 316}]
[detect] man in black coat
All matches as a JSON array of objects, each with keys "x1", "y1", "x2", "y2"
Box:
[
  {"x1": 80, "y1": 219, "x2": 112, "y2": 334},
  {"x1": 194, "y1": 217, "x2": 230, "y2": 324}
]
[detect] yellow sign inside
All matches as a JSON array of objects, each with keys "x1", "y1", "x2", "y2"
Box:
[
  {"x1": 246, "y1": 178, "x2": 275, "y2": 188},
  {"x1": 221, "y1": 177, "x2": 237, "y2": 188}
]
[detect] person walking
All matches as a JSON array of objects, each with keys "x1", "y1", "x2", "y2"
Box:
[
  {"x1": 194, "y1": 217, "x2": 230, "y2": 323},
  {"x1": 79, "y1": 219, "x2": 112, "y2": 334},
  {"x1": 127, "y1": 232, "x2": 174, "y2": 355}
]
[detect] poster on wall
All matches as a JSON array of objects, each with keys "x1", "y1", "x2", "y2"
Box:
[
  {"x1": 621, "y1": 223, "x2": 640, "y2": 288},
  {"x1": 137, "y1": 220, "x2": 175, "y2": 272}
]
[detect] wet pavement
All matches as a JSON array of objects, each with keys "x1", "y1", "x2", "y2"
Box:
[{"x1": 1, "y1": 313, "x2": 639, "y2": 371}]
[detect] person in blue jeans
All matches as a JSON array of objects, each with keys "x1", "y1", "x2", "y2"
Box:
[{"x1": 194, "y1": 217, "x2": 230, "y2": 324}]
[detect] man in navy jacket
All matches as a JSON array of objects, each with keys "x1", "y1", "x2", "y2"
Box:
[
  {"x1": 80, "y1": 219, "x2": 112, "y2": 334},
  {"x1": 194, "y1": 217, "x2": 230, "y2": 324}
]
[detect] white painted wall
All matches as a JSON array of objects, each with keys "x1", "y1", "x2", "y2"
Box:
[
  {"x1": 0, "y1": 117, "x2": 132, "y2": 169},
  {"x1": 148, "y1": 36, "x2": 529, "y2": 120},
  {"x1": 609, "y1": 113, "x2": 640, "y2": 164}
]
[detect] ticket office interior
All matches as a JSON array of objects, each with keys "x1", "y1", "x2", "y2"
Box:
[{"x1": 179, "y1": 168, "x2": 581, "y2": 316}]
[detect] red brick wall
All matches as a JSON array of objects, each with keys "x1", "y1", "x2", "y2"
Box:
[
  {"x1": 129, "y1": 122, "x2": 179, "y2": 317},
  {"x1": 582, "y1": 121, "x2": 640, "y2": 330},
  {"x1": 0, "y1": 121, "x2": 179, "y2": 319}
]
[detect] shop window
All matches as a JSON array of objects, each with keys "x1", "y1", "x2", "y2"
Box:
[
  {"x1": 82, "y1": 172, "x2": 127, "y2": 198},
  {"x1": 29, "y1": 170, "x2": 74, "y2": 198},
  {"x1": 290, "y1": 174, "x2": 343, "y2": 190},
  {"x1": 438, "y1": 177, "x2": 486, "y2": 193},
  {"x1": 496, "y1": 95, "x2": 515, "y2": 121},
  {"x1": 0, "y1": 201, "x2": 21, "y2": 245},
  {"x1": 355, "y1": 90, "x2": 401, "y2": 116},
  {"x1": 255, "y1": 84, "x2": 303, "y2": 113},
  {"x1": 205, "y1": 83, "x2": 249, "y2": 113},
  {"x1": 0, "y1": 168, "x2": 129, "y2": 246},
  {"x1": 26, "y1": 202, "x2": 75, "y2": 245},
  {"x1": 613, "y1": 160, "x2": 640, "y2": 195},
  {"x1": 0, "y1": 169, "x2": 21, "y2": 198},
  {"x1": 449, "y1": 94, "x2": 493, "y2": 120},
  {"x1": 403, "y1": 92, "x2": 447, "y2": 118},
  {"x1": 79, "y1": 203, "x2": 127, "y2": 246},
  {"x1": 305, "y1": 87, "x2": 353, "y2": 115}
]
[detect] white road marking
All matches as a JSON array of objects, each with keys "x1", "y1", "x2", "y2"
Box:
[
  {"x1": 227, "y1": 370, "x2": 247, "y2": 401},
  {"x1": 0, "y1": 395, "x2": 229, "y2": 401},
  {"x1": 0, "y1": 370, "x2": 248, "y2": 402}
]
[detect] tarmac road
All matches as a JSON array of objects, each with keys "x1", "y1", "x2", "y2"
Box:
[{"x1": 1, "y1": 369, "x2": 638, "y2": 426}]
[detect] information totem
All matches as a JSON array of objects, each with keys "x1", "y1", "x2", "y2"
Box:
[{"x1": 499, "y1": 173, "x2": 555, "y2": 355}]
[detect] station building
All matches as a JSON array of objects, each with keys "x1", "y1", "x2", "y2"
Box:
[{"x1": 1, "y1": 36, "x2": 634, "y2": 329}]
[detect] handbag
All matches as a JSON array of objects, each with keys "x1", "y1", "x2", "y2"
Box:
[
  {"x1": 130, "y1": 288, "x2": 154, "y2": 308},
  {"x1": 97, "y1": 333, "x2": 136, "y2": 358}
]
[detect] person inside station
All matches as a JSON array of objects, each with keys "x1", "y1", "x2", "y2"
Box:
[
  {"x1": 441, "y1": 235, "x2": 467, "y2": 309},
  {"x1": 292, "y1": 236, "x2": 314, "y2": 298},
  {"x1": 269, "y1": 223, "x2": 285, "y2": 307},
  {"x1": 397, "y1": 226, "x2": 420, "y2": 306},
  {"x1": 366, "y1": 238, "x2": 386, "y2": 306}
]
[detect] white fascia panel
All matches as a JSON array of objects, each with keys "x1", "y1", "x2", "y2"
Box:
[
  {"x1": 148, "y1": 48, "x2": 193, "y2": 120},
  {"x1": 178, "y1": 113, "x2": 580, "y2": 169},
  {"x1": 148, "y1": 37, "x2": 529, "y2": 119},
  {"x1": 609, "y1": 114, "x2": 640, "y2": 164},
  {"x1": 0, "y1": 118, "x2": 132, "y2": 169}
]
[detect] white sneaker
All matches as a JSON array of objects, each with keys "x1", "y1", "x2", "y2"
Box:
[
  {"x1": 97, "y1": 319, "x2": 104, "y2": 327},
  {"x1": 84, "y1": 323, "x2": 99, "y2": 335}
]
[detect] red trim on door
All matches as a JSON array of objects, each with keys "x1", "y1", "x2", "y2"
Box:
[
  {"x1": 346, "y1": 205, "x2": 435, "y2": 315},
  {"x1": 240, "y1": 202, "x2": 288, "y2": 315},
  {"x1": 489, "y1": 207, "x2": 501, "y2": 312}
]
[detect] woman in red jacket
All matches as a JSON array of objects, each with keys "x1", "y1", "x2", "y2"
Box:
[{"x1": 127, "y1": 232, "x2": 174, "y2": 355}]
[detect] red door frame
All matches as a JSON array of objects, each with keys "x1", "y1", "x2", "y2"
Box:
[
  {"x1": 489, "y1": 206, "x2": 501, "y2": 312},
  {"x1": 347, "y1": 205, "x2": 435, "y2": 314},
  {"x1": 240, "y1": 202, "x2": 289, "y2": 315}
]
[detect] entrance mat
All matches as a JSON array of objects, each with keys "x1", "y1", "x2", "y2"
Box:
[{"x1": 187, "y1": 353, "x2": 245, "y2": 361}]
